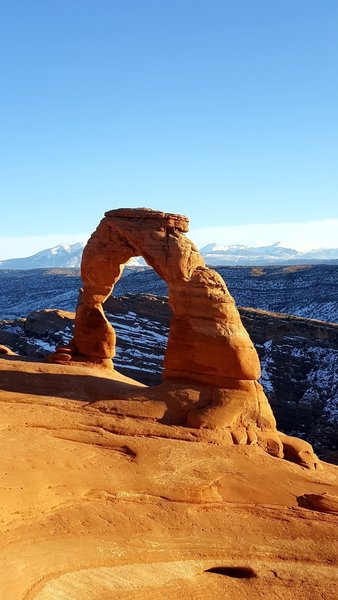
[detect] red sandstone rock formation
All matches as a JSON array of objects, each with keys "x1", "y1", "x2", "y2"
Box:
[
  {"x1": 48, "y1": 208, "x2": 320, "y2": 467},
  {"x1": 74, "y1": 208, "x2": 260, "y2": 383}
]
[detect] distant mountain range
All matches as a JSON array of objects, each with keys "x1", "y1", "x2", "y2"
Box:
[
  {"x1": 0, "y1": 243, "x2": 146, "y2": 269},
  {"x1": 0, "y1": 243, "x2": 86, "y2": 269},
  {"x1": 200, "y1": 242, "x2": 338, "y2": 265},
  {"x1": 0, "y1": 241, "x2": 337, "y2": 269}
]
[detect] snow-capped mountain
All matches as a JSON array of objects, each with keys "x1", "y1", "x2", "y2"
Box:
[
  {"x1": 0, "y1": 243, "x2": 146, "y2": 269},
  {"x1": 0, "y1": 241, "x2": 337, "y2": 269},
  {"x1": 0, "y1": 243, "x2": 86, "y2": 269},
  {"x1": 200, "y1": 242, "x2": 338, "y2": 265}
]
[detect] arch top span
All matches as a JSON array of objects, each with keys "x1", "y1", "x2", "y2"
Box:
[{"x1": 104, "y1": 207, "x2": 190, "y2": 232}]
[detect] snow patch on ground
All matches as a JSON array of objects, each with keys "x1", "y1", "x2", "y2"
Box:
[{"x1": 258, "y1": 340, "x2": 274, "y2": 394}]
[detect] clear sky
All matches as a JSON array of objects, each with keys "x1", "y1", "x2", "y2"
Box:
[{"x1": 0, "y1": 0, "x2": 337, "y2": 258}]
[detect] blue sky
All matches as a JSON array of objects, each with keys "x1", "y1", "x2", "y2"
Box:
[{"x1": 0, "y1": 0, "x2": 337, "y2": 258}]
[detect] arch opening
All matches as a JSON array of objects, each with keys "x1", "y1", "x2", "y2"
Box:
[{"x1": 104, "y1": 266, "x2": 170, "y2": 385}]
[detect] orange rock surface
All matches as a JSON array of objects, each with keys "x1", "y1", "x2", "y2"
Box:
[{"x1": 0, "y1": 356, "x2": 337, "y2": 599}]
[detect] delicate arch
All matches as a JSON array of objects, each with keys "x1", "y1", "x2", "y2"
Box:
[
  {"x1": 49, "y1": 207, "x2": 322, "y2": 469},
  {"x1": 73, "y1": 208, "x2": 260, "y2": 387}
]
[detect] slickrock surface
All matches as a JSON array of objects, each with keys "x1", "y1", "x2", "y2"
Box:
[
  {"x1": 0, "y1": 355, "x2": 337, "y2": 599},
  {"x1": 6, "y1": 208, "x2": 335, "y2": 598}
]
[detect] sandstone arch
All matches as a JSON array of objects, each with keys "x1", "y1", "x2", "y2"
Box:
[
  {"x1": 50, "y1": 208, "x2": 320, "y2": 468},
  {"x1": 73, "y1": 208, "x2": 261, "y2": 387}
]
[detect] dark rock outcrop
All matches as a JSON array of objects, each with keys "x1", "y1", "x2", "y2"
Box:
[{"x1": 25, "y1": 309, "x2": 75, "y2": 336}]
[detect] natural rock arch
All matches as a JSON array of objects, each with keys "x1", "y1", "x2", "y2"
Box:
[
  {"x1": 50, "y1": 208, "x2": 320, "y2": 469},
  {"x1": 73, "y1": 208, "x2": 260, "y2": 387}
]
